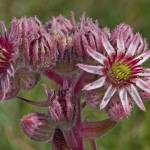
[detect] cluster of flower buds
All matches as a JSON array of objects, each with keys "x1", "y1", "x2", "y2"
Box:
[{"x1": 1, "y1": 13, "x2": 150, "y2": 149}]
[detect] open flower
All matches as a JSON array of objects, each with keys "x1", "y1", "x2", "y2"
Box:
[{"x1": 77, "y1": 23, "x2": 150, "y2": 115}]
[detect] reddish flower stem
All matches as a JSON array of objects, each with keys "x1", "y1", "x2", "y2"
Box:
[{"x1": 72, "y1": 97, "x2": 84, "y2": 150}]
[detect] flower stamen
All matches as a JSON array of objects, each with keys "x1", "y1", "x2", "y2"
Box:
[{"x1": 110, "y1": 62, "x2": 131, "y2": 80}]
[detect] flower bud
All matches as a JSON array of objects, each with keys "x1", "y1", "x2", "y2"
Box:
[
  {"x1": 46, "y1": 15, "x2": 77, "y2": 73},
  {"x1": 19, "y1": 17, "x2": 57, "y2": 70},
  {"x1": 46, "y1": 80, "x2": 75, "y2": 128},
  {"x1": 105, "y1": 96, "x2": 132, "y2": 121},
  {"x1": 21, "y1": 113, "x2": 55, "y2": 142},
  {"x1": 73, "y1": 15, "x2": 104, "y2": 58},
  {"x1": 46, "y1": 15, "x2": 74, "y2": 57}
]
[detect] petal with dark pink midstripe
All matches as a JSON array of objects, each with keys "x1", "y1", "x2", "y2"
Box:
[
  {"x1": 126, "y1": 33, "x2": 141, "y2": 56},
  {"x1": 135, "y1": 78, "x2": 150, "y2": 94},
  {"x1": 86, "y1": 46, "x2": 107, "y2": 65},
  {"x1": 77, "y1": 64, "x2": 103, "y2": 75},
  {"x1": 127, "y1": 84, "x2": 145, "y2": 111},
  {"x1": 82, "y1": 76, "x2": 106, "y2": 91},
  {"x1": 100, "y1": 85, "x2": 116, "y2": 109},
  {"x1": 102, "y1": 34, "x2": 115, "y2": 56},
  {"x1": 135, "y1": 50, "x2": 150, "y2": 65},
  {"x1": 117, "y1": 32, "x2": 125, "y2": 53},
  {"x1": 119, "y1": 88, "x2": 130, "y2": 114}
]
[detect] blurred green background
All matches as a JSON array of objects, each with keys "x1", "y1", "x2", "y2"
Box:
[{"x1": 0, "y1": 0, "x2": 150, "y2": 149}]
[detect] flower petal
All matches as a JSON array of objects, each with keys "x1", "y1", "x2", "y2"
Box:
[
  {"x1": 118, "y1": 88, "x2": 130, "y2": 114},
  {"x1": 135, "y1": 78, "x2": 150, "y2": 94},
  {"x1": 86, "y1": 46, "x2": 107, "y2": 65},
  {"x1": 102, "y1": 33, "x2": 115, "y2": 56},
  {"x1": 77, "y1": 64, "x2": 103, "y2": 75},
  {"x1": 136, "y1": 36, "x2": 147, "y2": 55},
  {"x1": 117, "y1": 32, "x2": 125, "y2": 53},
  {"x1": 100, "y1": 85, "x2": 116, "y2": 109},
  {"x1": 138, "y1": 68, "x2": 150, "y2": 77},
  {"x1": 126, "y1": 33, "x2": 141, "y2": 56},
  {"x1": 127, "y1": 84, "x2": 145, "y2": 111},
  {"x1": 135, "y1": 50, "x2": 150, "y2": 65},
  {"x1": 82, "y1": 76, "x2": 106, "y2": 91}
]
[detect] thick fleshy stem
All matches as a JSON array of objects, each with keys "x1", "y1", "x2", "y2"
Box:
[
  {"x1": 71, "y1": 72, "x2": 88, "y2": 149},
  {"x1": 43, "y1": 69, "x2": 64, "y2": 86},
  {"x1": 72, "y1": 97, "x2": 84, "y2": 150},
  {"x1": 70, "y1": 72, "x2": 90, "y2": 149}
]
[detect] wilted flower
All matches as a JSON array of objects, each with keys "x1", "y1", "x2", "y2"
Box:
[
  {"x1": 77, "y1": 23, "x2": 150, "y2": 118},
  {"x1": 19, "y1": 17, "x2": 56, "y2": 70},
  {"x1": 0, "y1": 19, "x2": 20, "y2": 100}
]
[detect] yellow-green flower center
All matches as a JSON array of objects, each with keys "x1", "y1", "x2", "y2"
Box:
[{"x1": 110, "y1": 62, "x2": 131, "y2": 80}]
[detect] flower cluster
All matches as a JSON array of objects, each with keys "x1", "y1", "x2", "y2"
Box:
[{"x1": 1, "y1": 14, "x2": 150, "y2": 149}]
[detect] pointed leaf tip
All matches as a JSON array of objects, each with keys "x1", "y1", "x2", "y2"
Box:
[{"x1": 81, "y1": 119, "x2": 116, "y2": 139}]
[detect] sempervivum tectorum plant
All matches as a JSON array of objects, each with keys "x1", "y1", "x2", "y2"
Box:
[
  {"x1": 0, "y1": 19, "x2": 20, "y2": 100},
  {"x1": 19, "y1": 17, "x2": 57, "y2": 70},
  {"x1": 77, "y1": 23, "x2": 150, "y2": 121},
  {"x1": 1, "y1": 13, "x2": 150, "y2": 150}
]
